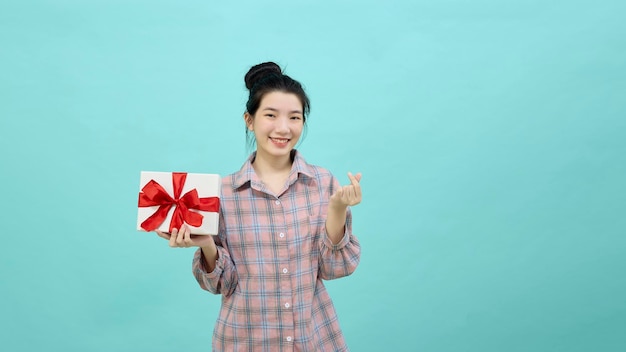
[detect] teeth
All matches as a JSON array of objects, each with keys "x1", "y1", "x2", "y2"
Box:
[{"x1": 272, "y1": 138, "x2": 288, "y2": 142}]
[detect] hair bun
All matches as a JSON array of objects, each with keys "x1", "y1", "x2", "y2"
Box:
[{"x1": 245, "y1": 62, "x2": 282, "y2": 90}]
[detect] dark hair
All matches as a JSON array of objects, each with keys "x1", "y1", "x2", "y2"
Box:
[
  {"x1": 245, "y1": 62, "x2": 310, "y2": 117},
  {"x1": 244, "y1": 62, "x2": 310, "y2": 150}
]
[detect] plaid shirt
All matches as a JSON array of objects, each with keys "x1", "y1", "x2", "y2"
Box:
[{"x1": 192, "y1": 151, "x2": 361, "y2": 351}]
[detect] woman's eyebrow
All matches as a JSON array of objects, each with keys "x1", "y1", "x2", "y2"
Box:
[{"x1": 262, "y1": 107, "x2": 303, "y2": 114}]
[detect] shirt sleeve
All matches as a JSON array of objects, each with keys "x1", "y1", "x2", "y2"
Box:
[
  {"x1": 192, "y1": 211, "x2": 238, "y2": 296},
  {"x1": 318, "y1": 176, "x2": 361, "y2": 280}
]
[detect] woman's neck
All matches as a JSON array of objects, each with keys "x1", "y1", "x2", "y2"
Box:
[{"x1": 252, "y1": 150, "x2": 293, "y2": 178}]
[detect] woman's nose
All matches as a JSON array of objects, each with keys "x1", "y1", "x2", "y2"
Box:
[{"x1": 274, "y1": 116, "x2": 289, "y2": 132}]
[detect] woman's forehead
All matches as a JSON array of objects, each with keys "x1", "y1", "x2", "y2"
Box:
[{"x1": 259, "y1": 91, "x2": 303, "y2": 112}]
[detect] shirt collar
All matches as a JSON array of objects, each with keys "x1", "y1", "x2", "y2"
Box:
[{"x1": 232, "y1": 149, "x2": 315, "y2": 190}]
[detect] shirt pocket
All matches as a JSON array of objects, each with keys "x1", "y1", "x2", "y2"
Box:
[{"x1": 293, "y1": 214, "x2": 320, "y2": 280}]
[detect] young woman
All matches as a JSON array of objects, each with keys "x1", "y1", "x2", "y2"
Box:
[{"x1": 157, "y1": 62, "x2": 362, "y2": 351}]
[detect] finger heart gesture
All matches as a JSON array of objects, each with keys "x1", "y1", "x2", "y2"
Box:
[{"x1": 330, "y1": 172, "x2": 362, "y2": 208}]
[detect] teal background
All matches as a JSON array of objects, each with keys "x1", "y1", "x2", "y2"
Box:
[{"x1": 1, "y1": 0, "x2": 625, "y2": 351}]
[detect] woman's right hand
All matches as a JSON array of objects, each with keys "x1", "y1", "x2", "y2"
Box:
[{"x1": 155, "y1": 224, "x2": 216, "y2": 249}]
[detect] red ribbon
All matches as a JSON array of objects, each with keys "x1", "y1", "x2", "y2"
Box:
[{"x1": 138, "y1": 172, "x2": 220, "y2": 232}]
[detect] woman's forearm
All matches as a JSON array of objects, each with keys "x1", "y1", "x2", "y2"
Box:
[
  {"x1": 325, "y1": 204, "x2": 348, "y2": 245},
  {"x1": 201, "y1": 241, "x2": 219, "y2": 272}
]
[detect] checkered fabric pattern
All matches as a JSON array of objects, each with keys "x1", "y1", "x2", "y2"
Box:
[{"x1": 193, "y1": 151, "x2": 361, "y2": 351}]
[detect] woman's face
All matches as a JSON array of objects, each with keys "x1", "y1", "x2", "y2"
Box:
[{"x1": 246, "y1": 91, "x2": 304, "y2": 160}]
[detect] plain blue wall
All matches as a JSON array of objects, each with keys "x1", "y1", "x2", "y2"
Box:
[{"x1": 1, "y1": 1, "x2": 625, "y2": 351}]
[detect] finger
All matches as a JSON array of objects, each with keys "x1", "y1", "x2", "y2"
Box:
[
  {"x1": 339, "y1": 185, "x2": 348, "y2": 201},
  {"x1": 347, "y1": 172, "x2": 360, "y2": 186},
  {"x1": 345, "y1": 185, "x2": 356, "y2": 201},
  {"x1": 169, "y1": 228, "x2": 178, "y2": 247},
  {"x1": 337, "y1": 186, "x2": 348, "y2": 205},
  {"x1": 353, "y1": 192, "x2": 362, "y2": 205},
  {"x1": 183, "y1": 226, "x2": 193, "y2": 247},
  {"x1": 348, "y1": 172, "x2": 361, "y2": 197},
  {"x1": 330, "y1": 188, "x2": 343, "y2": 206},
  {"x1": 176, "y1": 224, "x2": 186, "y2": 246},
  {"x1": 355, "y1": 186, "x2": 362, "y2": 202},
  {"x1": 333, "y1": 187, "x2": 343, "y2": 199},
  {"x1": 354, "y1": 173, "x2": 362, "y2": 199}
]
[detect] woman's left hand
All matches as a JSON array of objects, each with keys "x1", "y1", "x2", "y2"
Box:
[
  {"x1": 155, "y1": 224, "x2": 216, "y2": 249},
  {"x1": 329, "y1": 172, "x2": 362, "y2": 208}
]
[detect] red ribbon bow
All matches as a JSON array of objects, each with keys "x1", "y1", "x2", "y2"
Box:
[{"x1": 138, "y1": 172, "x2": 220, "y2": 232}]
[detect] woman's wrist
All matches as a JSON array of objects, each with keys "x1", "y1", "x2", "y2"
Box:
[
  {"x1": 328, "y1": 201, "x2": 348, "y2": 214},
  {"x1": 200, "y1": 243, "x2": 218, "y2": 270}
]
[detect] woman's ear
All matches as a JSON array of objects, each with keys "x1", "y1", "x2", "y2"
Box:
[{"x1": 243, "y1": 113, "x2": 254, "y2": 131}]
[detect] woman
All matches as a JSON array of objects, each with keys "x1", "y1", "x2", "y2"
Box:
[{"x1": 157, "y1": 62, "x2": 362, "y2": 351}]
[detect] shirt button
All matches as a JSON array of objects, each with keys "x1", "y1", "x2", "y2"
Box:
[
  {"x1": 282, "y1": 268, "x2": 288, "y2": 274},
  {"x1": 284, "y1": 302, "x2": 290, "y2": 308},
  {"x1": 279, "y1": 232, "x2": 285, "y2": 238},
  {"x1": 286, "y1": 336, "x2": 293, "y2": 342},
  {"x1": 275, "y1": 200, "x2": 281, "y2": 205}
]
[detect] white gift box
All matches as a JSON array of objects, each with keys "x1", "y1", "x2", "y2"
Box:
[{"x1": 137, "y1": 171, "x2": 221, "y2": 235}]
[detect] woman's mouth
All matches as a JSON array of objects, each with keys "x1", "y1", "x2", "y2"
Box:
[{"x1": 269, "y1": 137, "x2": 290, "y2": 147}]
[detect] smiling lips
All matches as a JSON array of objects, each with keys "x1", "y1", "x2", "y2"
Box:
[{"x1": 270, "y1": 137, "x2": 290, "y2": 147}]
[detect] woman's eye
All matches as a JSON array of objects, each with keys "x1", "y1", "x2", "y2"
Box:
[
  {"x1": 291, "y1": 116, "x2": 302, "y2": 120},
  {"x1": 266, "y1": 114, "x2": 275, "y2": 118}
]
